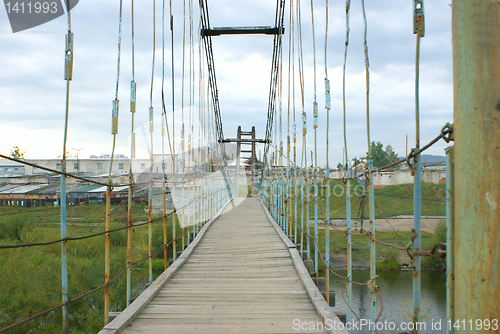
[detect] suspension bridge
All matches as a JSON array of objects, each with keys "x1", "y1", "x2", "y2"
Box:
[
  {"x1": 99, "y1": 197, "x2": 346, "y2": 334},
  {"x1": 0, "y1": 0, "x2": 499, "y2": 333}
]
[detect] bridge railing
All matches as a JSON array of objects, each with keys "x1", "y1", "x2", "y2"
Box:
[
  {"x1": 0, "y1": 148, "x2": 236, "y2": 333},
  {"x1": 257, "y1": 125, "x2": 453, "y2": 334}
]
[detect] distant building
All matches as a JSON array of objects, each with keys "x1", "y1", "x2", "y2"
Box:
[{"x1": 0, "y1": 160, "x2": 25, "y2": 175}]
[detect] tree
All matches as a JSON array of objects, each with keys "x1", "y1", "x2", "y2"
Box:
[
  {"x1": 9, "y1": 146, "x2": 26, "y2": 159},
  {"x1": 367, "y1": 141, "x2": 399, "y2": 168},
  {"x1": 336, "y1": 163, "x2": 344, "y2": 170},
  {"x1": 57, "y1": 151, "x2": 76, "y2": 159}
]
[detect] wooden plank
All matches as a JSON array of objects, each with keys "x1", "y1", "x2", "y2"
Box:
[
  {"x1": 135, "y1": 311, "x2": 320, "y2": 319},
  {"x1": 122, "y1": 324, "x2": 329, "y2": 334},
  {"x1": 258, "y1": 200, "x2": 349, "y2": 334},
  {"x1": 140, "y1": 305, "x2": 318, "y2": 314},
  {"x1": 144, "y1": 302, "x2": 318, "y2": 310},
  {"x1": 97, "y1": 200, "x2": 233, "y2": 333},
  {"x1": 101, "y1": 198, "x2": 345, "y2": 334}
]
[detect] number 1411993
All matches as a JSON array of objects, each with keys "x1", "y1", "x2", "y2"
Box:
[{"x1": 5, "y1": 2, "x2": 58, "y2": 14}]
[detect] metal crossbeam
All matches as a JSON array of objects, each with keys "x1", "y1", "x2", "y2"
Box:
[
  {"x1": 202, "y1": 26, "x2": 284, "y2": 36},
  {"x1": 222, "y1": 138, "x2": 268, "y2": 143}
]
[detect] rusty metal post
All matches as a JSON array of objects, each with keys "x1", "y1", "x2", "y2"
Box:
[
  {"x1": 452, "y1": 0, "x2": 500, "y2": 326},
  {"x1": 148, "y1": 108, "x2": 154, "y2": 284},
  {"x1": 252, "y1": 126, "x2": 256, "y2": 195},
  {"x1": 445, "y1": 146, "x2": 454, "y2": 334},
  {"x1": 346, "y1": 169, "x2": 352, "y2": 324},
  {"x1": 301, "y1": 174, "x2": 304, "y2": 256},
  {"x1": 60, "y1": 170, "x2": 69, "y2": 334},
  {"x1": 306, "y1": 169, "x2": 311, "y2": 263},
  {"x1": 412, "y1": 1, "x2": 424, "y2": 330},
  {"x1": 368, "y1": 160, "x2": 376, "y2": 333},
  {"x1": 162, "y1": 114, "x2": 168, "y2": 271},
  {"x1": 61, "y1": 29, "x2": 73, "y2": 334},
  {"x1": 104, "y1": 185, "x2": 112, "y2": 325},
  {"x1": 127, "y1": 77, "x2": 136, "y2": 306},
  {"x1": 236, "y1": 126, "x2": 241, "y2": 196},
  {"x1": 325, "y1": 169, "x2": 330, "y2": 305},
  {"x1": 126, "y1": 175, "x2": 134, "y2": 306}
]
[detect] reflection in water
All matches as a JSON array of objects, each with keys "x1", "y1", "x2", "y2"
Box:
[{"x1": 330, "y1": 270, "x2": 446, "y2": 333}]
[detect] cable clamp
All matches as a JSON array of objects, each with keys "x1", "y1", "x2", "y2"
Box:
[
  {"x1": 149, "y1": 107, "x2": 154, "y2": 133},
  {"x1": 112, "y1": 99, "x2": 119, "y2": 135},
  {"x1": 313, "y1": 101, "x2": 319, "y2": 129},
  {"x1": 406, "y1": 148, "x2": 417, "y2": 176},
  {"x1": 130, "y1": 81, "x2": 137, "y2": 113},
  {"x1": 64, "y1": 32, "x2": 74, "y2": 81},
  {"x1": 325, "y1": 78, "x2": 331, "y2": 109},
  {"x1": 302, "y1": 112, "x2": 307, "y2": 135},
  {"x1": 363, "y1": 168, "x2": 371, "y2": 181},
  {"x1": 413, "y1": 0, "x2": 425, "y2": 37},
  {"x1": 440, "y1": 122, "x2": 454, "y2": 143}
]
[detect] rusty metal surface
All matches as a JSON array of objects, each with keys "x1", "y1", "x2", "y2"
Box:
[
  {"x1": 452, "y1": 0, "x2": 500, "y2": 327},
  {"x1": 104, "y1": 186, "x2": 112, "y2": 325}
]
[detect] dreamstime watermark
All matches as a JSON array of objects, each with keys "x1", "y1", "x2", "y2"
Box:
[{"x1": 3, "y1": 0, "x2": 79, "y2": 33}]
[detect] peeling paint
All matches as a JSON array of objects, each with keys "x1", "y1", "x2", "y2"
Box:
[
  {"x1": 486, "y1": 192, "x2": 497, "y2": 210},
  {"x1": 491, "y1": 244, "x2": 499, "y2": 288}
]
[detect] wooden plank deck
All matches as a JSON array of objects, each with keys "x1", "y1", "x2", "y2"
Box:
[{"x1": 99, "y1": 197, "x2": 347, "y2": 334}]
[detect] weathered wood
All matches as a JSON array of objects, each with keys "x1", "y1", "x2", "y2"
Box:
[{"x1": 99, "y1": 198, "x2": 347, "y2": 334}]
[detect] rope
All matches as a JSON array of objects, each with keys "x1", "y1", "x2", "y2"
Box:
[
  {"x1": 342, "y1": 0, "x2": 351, "y2": 171},
  {"x1": 0, "y1": 223, "x2": 192, "y2": 333}
]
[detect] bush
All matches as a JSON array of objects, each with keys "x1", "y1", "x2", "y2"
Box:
[
  {"x1": 0, "y1": 217, "x2": 26, "y2": 242},
  {"x1": 152, "y1": 218, "x2": 183, "y2": 258},
  {"x1": 423, "y1": 220, "x2": 446, "y2": 269},
  {"x1": 376, "y1": 248, "x2": 402, "y2": 271},
  {"x1": 110, "y1": 228, "x2": 127, "y2": 247}
]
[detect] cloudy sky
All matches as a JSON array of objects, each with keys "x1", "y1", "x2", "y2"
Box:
[{"x1": 0, "y1": 0, "x2": 453, "y2": 167}]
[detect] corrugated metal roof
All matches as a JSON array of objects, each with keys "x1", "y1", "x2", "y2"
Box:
[
  {"x1": 88, "y1": 185, "x2": 129, "y2": 193},
  {"x1": 7, "y1": 185, "x2": 45, "y2": 194},
  {"x1": 69, "y1": 184, "x2": 102, "y2": 193},
  {"x1": 0, "y1": 185, "x2": 19, "y2": 192}
]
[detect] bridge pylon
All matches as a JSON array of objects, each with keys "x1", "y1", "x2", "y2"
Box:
[{"x1": 223, "y1": 126, "x2": 266, "y2": 196}]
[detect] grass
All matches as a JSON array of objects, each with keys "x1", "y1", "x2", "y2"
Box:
[
  {"x1": 297, "y1": 225, "x2": 444, "y2": 273},
  {"x1": 292, "y1": 181, "x2": 446, "y2": 219},
  {"x1": 276, "y1": 181, "x2": 446, "y2": 269},
  {"x1": 0, "y1": 182, "x2": 446, "y2": 332},
  {"x1": 307, "y1": 226, "x2": 436, "y2": 260},
  {"x1": 0, "y1": 201, "x2": 184, "y2": 333},
  {"x1": 376, "y1": 248, "x2": 402, "y2": 271}
]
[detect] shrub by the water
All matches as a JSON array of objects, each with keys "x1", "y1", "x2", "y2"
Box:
[{"x1": 376, "y1": 248, "x2": 402, "y2": 271}]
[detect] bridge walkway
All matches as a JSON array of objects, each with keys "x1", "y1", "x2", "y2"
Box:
[{"x1": 99, "y1": 197, "x2": 346, "y2": 334}]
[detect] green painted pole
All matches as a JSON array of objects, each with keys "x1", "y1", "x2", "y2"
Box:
[{"x1": 452, "y1": 0, "x2": 500, "y2": 328}]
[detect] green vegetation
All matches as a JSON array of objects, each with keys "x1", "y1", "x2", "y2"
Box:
[
  {"x1": 9, "y1": 146, "x2": 26, "y2": 159},
  {"x1": 422, "y1": 220, "x2": 447, "y2": 269},
  {"x1": 307, "y1": 181, "x2": 446, "y2": 219},
  {"x1": 0, "y1": 202, "x2": 183, "y2": 333},
  {"x1": 367, "y1": 141, "x2": 399, "y2": 168},
  {"x1": 311, "y1": 226, "x2": 436, "y2": 261},
  {"x1": 376, "y1": 248, "x2": 402, "y2": 271},
  {"x1": 288, "y1": 182, "x2": 447, "y2": 270}
]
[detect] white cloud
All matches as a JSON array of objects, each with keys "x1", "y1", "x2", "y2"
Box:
[{"x1": 0, "y1": 0, "x2": 453, "y2": 167}]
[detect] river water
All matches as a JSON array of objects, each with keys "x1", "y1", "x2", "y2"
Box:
[{"x1": 329, "y1": 270, "x2": 447, "y2": 333}]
